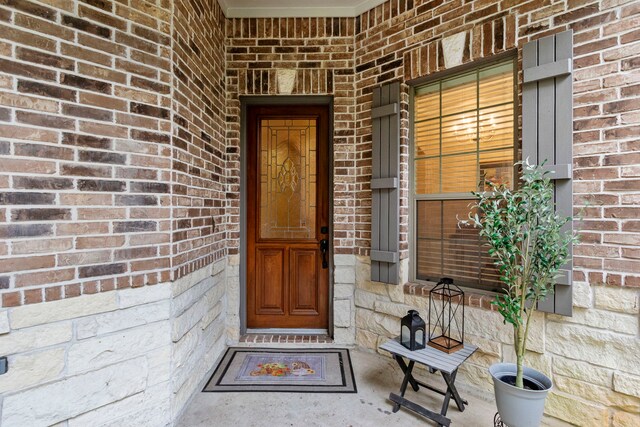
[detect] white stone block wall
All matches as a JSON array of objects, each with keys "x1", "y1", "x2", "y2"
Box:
[
  {"x1": 332, "y1": 254, "x2": 356, "y2": 345},
  {"x1": 171, "y1": 259, "x2": 227, "y2": 418},
  {"x1": 0, "y1": 260, "x2": 228, "y2": 426},
  {"x1": 353, "y1": 256, "x2": 640, "y2": 425},
  {"x1": 225, "y1": 254, "x2": 241, "y2": 343}
]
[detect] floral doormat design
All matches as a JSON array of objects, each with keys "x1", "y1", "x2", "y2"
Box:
[
  {"x1": 240, "y1": 356, "x2": 323, "y2": 380},
  {"x1": 203, "y1": 348, "x2": 356, "y2": 393}
]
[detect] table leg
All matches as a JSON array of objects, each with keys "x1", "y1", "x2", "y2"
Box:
[
  {"x1": 440, "y1": 376, "x2": 452, "y2": 419},
  {"x1": 389, "y1": 393, "x2": 451, "y2": 426},
  {"x1": 392, "y1": 359, "x2": 415, "y2": 413},
  {"x1": 441, "y1": 369, "x2": 467, "y2": 413},
  {"x1": 393, "y1": 355, "x2": 419, "y2": 392},
  {"x1": 388, "y1": 356, "x2": 453, "y2": 427}
]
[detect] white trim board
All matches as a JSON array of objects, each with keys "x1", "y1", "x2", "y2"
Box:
[{"x1": 217, "y1": 0, "x2": 387, "y2": 18}]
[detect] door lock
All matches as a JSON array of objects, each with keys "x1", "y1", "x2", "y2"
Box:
[{"x1": 320, "y1": 239, "x2": 329, "y2": 269}]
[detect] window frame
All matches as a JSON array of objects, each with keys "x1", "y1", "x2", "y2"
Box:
[{"x1": 408, "y1": 51, "x2": 519, "y2": 293}]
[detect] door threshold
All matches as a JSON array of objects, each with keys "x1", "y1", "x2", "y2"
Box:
[
  {"x1": 240, "y1": 332, "x2": 333, "y2": 345},
  {"x1": 246, "y1": 328, "x2": 329, "y2": 335}
]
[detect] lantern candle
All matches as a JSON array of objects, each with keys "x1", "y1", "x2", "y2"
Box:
[
  {"x1": 428, "y1": 277, "x2": 465, "y2": 354},
  {"x1": 400, "y1": 310, "x2": 426, "y2": 351}
]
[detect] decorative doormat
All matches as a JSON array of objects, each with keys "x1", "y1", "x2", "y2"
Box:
[{"x1": 203, "y1": 348, "x2": 357, "y2": 393}]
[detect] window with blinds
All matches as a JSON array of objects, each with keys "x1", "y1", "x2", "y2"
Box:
[{"x1": 412, "y1": 59, "x2": 516, "y2": 291}]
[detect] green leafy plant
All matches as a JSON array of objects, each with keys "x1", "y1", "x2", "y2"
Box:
[{"x1": 463, "y1": 160, "x2": 576, "y2": 389}]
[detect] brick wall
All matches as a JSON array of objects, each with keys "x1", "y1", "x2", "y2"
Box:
[
  {"x1": 172, "y1": 0, "x2": 227, "y2": 280},
  {"x1": 0, "y1": 0, "x2": 230, "y2": 306},
  {"x1": 353, "y1": 0, "x2": 640, "y2": 286},
  {"x1": 0, "y1": 0, "x2": 174, "y2": 307},
  {"x1": 354, "y1": 1, "x2": 523, "y2": 263},
  {"x1": 352, "y1": 1, "x2": 640, "y2": 425}
]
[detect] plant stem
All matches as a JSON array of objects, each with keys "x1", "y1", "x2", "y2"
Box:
[
  {"x1": 517, "y1": 305, "x2": 534, "y2": 389},
  {"x1": 515, "y1": 323, "x2": 524, "y2": 389},
  {"x1": 515, "y1": 212, "x2": 534, "y2": 389},
  {"x1": 516, "y1": 355, "x2": 524, "y2": 388},
  {"x1": 517, "y1": 278, "x2": 527, "y2": 388}
]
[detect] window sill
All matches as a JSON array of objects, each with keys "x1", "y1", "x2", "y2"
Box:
[{"x1": 403, "y1": 281, "x2": 501, "y2": 312}]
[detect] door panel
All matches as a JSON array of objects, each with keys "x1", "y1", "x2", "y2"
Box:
[
  {"x1": 290, "y1": 249, "x2": 319, "y2": 315},
  {"x1": 247, "y1": 105, "x2": 329, "y2": 329},
  {"x1": 255, "y1": 248, "x2": 285, "y2": 315}
]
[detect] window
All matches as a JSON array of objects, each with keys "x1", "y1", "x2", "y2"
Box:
[{"x1": 412, "y1": 59, "x2": 516, "y2": 291}]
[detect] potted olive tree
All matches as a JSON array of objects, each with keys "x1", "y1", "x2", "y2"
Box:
[{"x1": 464, "y1": 161, "x2": 575, "y2": 427}]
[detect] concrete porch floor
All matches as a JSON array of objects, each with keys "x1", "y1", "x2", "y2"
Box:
[{"x1": 178, "y1": 348, "x2": 501, "y2": 426}]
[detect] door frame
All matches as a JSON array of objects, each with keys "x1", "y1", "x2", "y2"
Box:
[{"x1": 239, "y1": 96, "x2": 334, "y2": 337}]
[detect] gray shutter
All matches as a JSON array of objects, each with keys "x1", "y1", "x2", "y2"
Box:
[
  {"x1": 371, "y1": 82, "x2": 400, "y2": 284},
  {"x1": 523, "y1": 30, "x2": 574, "y2": 316}
]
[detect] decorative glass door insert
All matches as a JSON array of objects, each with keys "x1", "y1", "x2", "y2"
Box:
[{"x1": 259, "y1": 118, "x2": 317, "y2": 240}]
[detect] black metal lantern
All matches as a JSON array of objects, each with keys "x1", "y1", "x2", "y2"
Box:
[
  {"x1": 428, "y1": 277, "x2": 464, "y2": 353},
  {"x1": 400, "y1": 310, "x2": 426, "y2": 351}
]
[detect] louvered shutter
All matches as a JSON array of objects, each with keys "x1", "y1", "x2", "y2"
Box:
[
  {"x1": 522, "y1": 30, "x2": 574, "y2": 316},
  {"x1": 371, "y1": 82, "x2": 400, "y2": 284}
]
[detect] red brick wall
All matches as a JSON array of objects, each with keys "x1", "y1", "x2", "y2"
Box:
[
  {"x1": 355, "y1": 2, "x2": 521, "y2": 263},
  {"x1": 172, "y1": 0, "x2": 227, "y2": 280},
  {"x1": 1, "y1": 0, "x2": 638, "y2": 307},
  {"x1": 354, "y1": 0, "x2": 640, "y2": 289},
  {"x1": 0, "y1": 0, "x2": 228, "y2": 306},
  {"x1": 225, "y1": 17, "x2": 358, "y2": 255},
  {"x1": 0, "y1": 0, "x2": 174, "y2": 307}
]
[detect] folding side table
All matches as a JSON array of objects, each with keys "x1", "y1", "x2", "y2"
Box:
[{"x1": 380, "y1": 337, "x2": 478, "y2": 427}]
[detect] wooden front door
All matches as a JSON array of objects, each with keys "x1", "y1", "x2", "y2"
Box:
[{"x1": 247, "y1": 105, "x2": 330, "y2": 329}]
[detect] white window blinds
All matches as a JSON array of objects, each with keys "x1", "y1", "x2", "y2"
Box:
[{"x1": 413, "y1": 59, "x2": 516, "y2": 291}]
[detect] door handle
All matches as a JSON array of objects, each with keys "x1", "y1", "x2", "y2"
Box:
[{"x1": 320, "y1": 239, "x2": 329, "y2": 269}]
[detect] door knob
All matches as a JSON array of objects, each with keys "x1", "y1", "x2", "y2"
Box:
[{"x1": 320, "y1": 239, "x2": 329, "y2": 269}]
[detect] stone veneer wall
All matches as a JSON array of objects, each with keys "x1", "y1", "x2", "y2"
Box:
[
  {"x1": 224, "y1": 17, "x2": 359, "y2": 343},
  {"x1": 352, "y1": 1, "x2": 640, "y2": 426},
  {"x1": 0, "y1": 0, "x2": 229, "y2": 424},
  {"x1": 0, "y1": 283, "x2": 175, "y2": 426},
  {"x1": 0, "y1": 261, "x2": 226, "y2": 426}
]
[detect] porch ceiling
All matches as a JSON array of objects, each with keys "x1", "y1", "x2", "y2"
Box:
[{"x1": 217, "y1": 0, "x2": 387, "y2": 17}]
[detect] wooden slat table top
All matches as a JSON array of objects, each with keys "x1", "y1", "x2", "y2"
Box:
[{"x1": 380, "y1": 337, "x2": 478, "y2": 375}]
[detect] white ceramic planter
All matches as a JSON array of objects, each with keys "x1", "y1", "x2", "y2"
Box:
[{"x1": 489, "y1": 363, "x2": 552, "y2": 427}]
